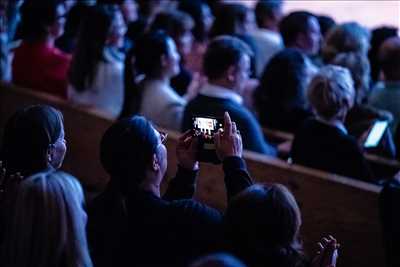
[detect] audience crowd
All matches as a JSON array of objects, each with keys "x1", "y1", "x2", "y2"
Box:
[{"x1": 0, "y1": 0, "x2": 399, "y2": 266}]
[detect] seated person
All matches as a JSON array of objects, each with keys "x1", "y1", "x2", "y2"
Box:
[
  {"x1": 254, "y1": 48, "x2": 316, "y2": 133},
  {"x1": 68, "y1": 5, "x2": 126, "y2": 119},
  {"x1": 12, "y1": 0, "x2": 71, "y2": 99},
  {"x1": 369, "y1": 37, "x2": 400, "y2": 134},
  {"x1": 291, "y1": 65, "x2": 373, "y2": 181},
  {"x1": 279, "y1": 11, "x2": 321, "y2": 58},
  {"x1": 182, "y1": 36, "x2": 277, "y2": 156},
  {"x1": 0, "y1": 105, "x2": 66, "y2": 178},
  {"x1": 224, "y1": 183, "x2": 339, "y2": 267},
  {"x1": 332, "y1": 52, "x2": 396, "y2": 158},
  {"x1": 87, "y1": 112, "x2": 253, "y2": 267},
  {"x1": 122, "y1": 30, "x2": 186, "y2": 131},
  {"x1": 1, "y1": 171, "x2": 93, "y2": 267}
]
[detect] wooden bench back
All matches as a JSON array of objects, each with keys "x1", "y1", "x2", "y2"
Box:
[{"x1": 0, "y1": 84, "x2": 384, "y2": 267}]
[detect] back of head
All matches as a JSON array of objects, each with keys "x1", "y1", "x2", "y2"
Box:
[
  {"x1": 322, "y1": 22, "x2": 370, "y2": 63},
  {"x1": 203, "y1": 35, "x2": 253, "y2": 81},
  {"x1": 19, "y1": 0, "x2": 63, "y2": 41},
  {"x1": 178, "y1": 0, "x2": 213, "y2": 42},
  {"x1": 134, "y1": 30, "x2": 171, "y2": 77},
  {"x1": 332, "y1": 52, "x2": 370, "y2": 103},
  {"x1": 255, "y1": 0, "x2": 283, "y2": 29},
  {"x1": 210, "y1": 3, "x2": 250, "y2": 37},
  {"x1": 150, "y1": 10, "x2": 194, "y2": 41},
  {"x1": 279, "y1": 11, "x2": 314, "y2": 47},
  {"x1": 379, "y1": 36, "x2": 400, "y2": 81},
  {"x1": 0, "y1": 105, "x2": 63, "y2": 177},
  {"x1": 190, "y1": 253, "x2": 247, "y2": 267},
  {"x1": 100, "y1": 116, "x2": 158, "y2": 194},
  {"x1": 224, "y1": 184, "x2": 302, "y2": 266},
  {"x1": 256, "y1": 48, "x2": 309, "y2": 110},
  {"x1": 1, "y1": 171, "x2": 92, "y2": 267},
  {"x1": 68, "y1": 4, "x2": 119, "y2": 92},
  {"x1": 307, "y1": 65, "x2": 355, "y2": 120}
]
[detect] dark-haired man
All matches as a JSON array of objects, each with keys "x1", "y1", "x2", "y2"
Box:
[
  {"x1": 182, "y1": 36, "x2": 277, "y2": 156},
  {"x1": 279, "y1": 11, "x2": 321, "y2": 56},
  {"x1": 88, "y1": 112, "x2": 253, "y2": 267}
]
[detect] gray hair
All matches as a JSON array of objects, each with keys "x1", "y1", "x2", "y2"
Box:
[{"x1": 307, "y1": 65, "x2": 355, "y2": 120}]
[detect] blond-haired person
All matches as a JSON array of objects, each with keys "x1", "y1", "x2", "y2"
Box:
[
  {"x1": 1, "y1": 171, "x2": 93, "y2": 267},
  {"x1": 290, "y1": 65, "x2": 373, "y2": 181}
]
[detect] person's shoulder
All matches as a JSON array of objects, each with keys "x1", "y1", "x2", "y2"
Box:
[{"x1": 169, "y1": 199, "x2": 222, "y2": 224}]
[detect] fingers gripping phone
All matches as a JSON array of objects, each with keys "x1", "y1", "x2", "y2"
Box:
[
  {"x1": 192, "y1": 116, "x2": 224, "y2": 163},
  {"x1": 364, "y1": 120, "x2": 389, "y2": 148}
]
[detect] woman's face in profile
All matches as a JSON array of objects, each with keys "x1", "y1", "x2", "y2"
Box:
[
  {"x1": 50, "y1": 123, "x2": 67, "y2": 170},
  {"x1": 164, "y1": 38, "x2": 181, "y2": 77}
]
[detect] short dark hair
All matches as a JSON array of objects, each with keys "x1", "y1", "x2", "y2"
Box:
[
  {"x1": 210, "y1": 3, "x2": 249, "y2": 37},
  {"x1": 19, "y1": 0, "x2": 63, "y2": 41},
  {"x1": 150, "y1": 10, "x2": 194, "y2": 40},
  {"x1": 279, "y1": 11, "x2": 315, "y2": 47},
  {"x1": 255, "y1": 0, "x2": 283, "y2": 28},
  {"x1": 379, "y1": 37, "x2": 400, "y2": 81},
  {"x1": 178, "y1": 0, "x2": 212, "y2": 42},
  {"x1": 317, "y1": 15, "x2": 336, "y2": 37},
  {"x1": 100, "y1": 116, "x2": 159, "y2": 194},
  {"x1": 203, "y1": 35, "x2": 253, "y2": 80},
  {"x1": 0, "y1": 105, "x2": 63, "y2": 177}
]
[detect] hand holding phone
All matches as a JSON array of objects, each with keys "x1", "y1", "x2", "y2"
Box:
[{"x1": 363, "y1": 120, "x2": 388, "y2": 148}]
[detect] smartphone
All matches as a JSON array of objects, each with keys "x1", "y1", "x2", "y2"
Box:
[
  {"x1": 192, "y1": 116, "x2": 224, "y2": 163},
  {"x1": 364, "y1": 121, "x2": 388, "y2": 148}
]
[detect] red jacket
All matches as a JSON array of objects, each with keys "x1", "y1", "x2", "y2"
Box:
[{"x1": 12, "y1": 41, "x2": 71, "y2": 99}]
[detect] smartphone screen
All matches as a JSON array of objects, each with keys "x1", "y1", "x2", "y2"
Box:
[
  {"x1": 192, "y1": 117, "x2": 223, "y2": 141},
  {"x1": 364, "y1": 121, "x2": 388, "y2": 148}
]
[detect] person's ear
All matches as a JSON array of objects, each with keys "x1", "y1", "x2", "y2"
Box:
[
  {"x1": 151, "y1": 153, "x2": 160, "y2": 172},
  {"x1": 226, "y1": 65, "x2": 236, "y2": 83},
  {"x1": 47, "y1": 144, "x2": 55, "y2": 164}
]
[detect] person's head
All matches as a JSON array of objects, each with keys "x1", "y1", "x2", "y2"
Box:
[
  {"x1": 317, "y1": 15, "x2": 336, "y2": 38},
  {"x1": 1, "y1": 171, "x2": 92, "y2": 267},
  {"x1": 368, "y1": 26, "x2": 398, "y2": 82},
  {"x1": 255, "y1": 48, "x2": 316, "y2": 111},
  {"x1": 98, "y1": 0, "x2": 139, "y2": 23},
  {"x1": 150, "y1": 10, "x2": 194, "y2": 56},
  {"x1": 190, "y1": 253, "x2": 247, "y2": 267},
  {"x1": 100, "y1": 116, "x2": 167, "y2": 195},
  {"x1": 203, "y1": 35, "x2": 253, "y2": 94},
  {"x1": 255, "y1": 0, "x2": 283, "y2": 32},
  {"x1": 322, "y1": 22, "x2": 370, "y2": 63},
  {"x1": 0, "y1": 105, "x2": 66, "y2": 177},
  {"x1": 178, "y1": 0, "x2": 214, "y2": 43},
  {"x1": 224, "y1": 184, "x2": 302, "y2": 266},
  {"x1": 379, "y1": 36, "x2": 400, "y2": 82},
  {"x1": 332, "y1": 52, "x2": 370, "y2": 104},
  {"x1": 279, "y1": 11, "x2": 321, "y2": 55},
  {"x1": 19, "y1": 0, "x2": 66, "y2": 42},
  {"x1": 307, "y1": 65, "x2": 355, "y2": 121},
  {"x1": 135, "y1": 30, "x2": 180, "y2": 79},
  {"x1": 68, "y1": 4, "x2": 126, "y2": 92},
  {"x1": 137, "y1": 0, "x2": 168, "y2": 21},
  {"x1": 210, "y1": 3, "x2": 255, "y2": 37}
]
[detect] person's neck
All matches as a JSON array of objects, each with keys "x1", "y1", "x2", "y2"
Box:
[
  {"x1": 44, "y1": 35, "x2": 56, "y2": 47},
  {"x1": 208, "y1": 79, "x2": 234, "y2": 91},
  {"x1": 260, "y1": 22, "x2": 278, "y2": 32},
  {"x1": 139, "y1": 181, "x2": 161, "y2": 198}
]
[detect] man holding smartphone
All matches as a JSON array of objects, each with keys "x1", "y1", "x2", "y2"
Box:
[{"x1": 182, "y1": 36, "x2": 277, "y2": 156}]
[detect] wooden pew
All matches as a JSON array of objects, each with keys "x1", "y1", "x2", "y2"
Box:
[
  {"x1": 263, "y1": 127, "x2": 400, "y2": 179},
  {"x1": 0, "y1": 84, "x2": 384, "y2": 267}
]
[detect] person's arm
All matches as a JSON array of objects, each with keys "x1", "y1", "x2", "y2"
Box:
[
  {"x1": 163, "y1": 130, "x2": 200, "y2": 201},
  {"x1": 215, "y1": 112, "x2": 253, "y2": 201},
  {"x1": 311, "y1": 236, "x2": 340, "y2": 267}
]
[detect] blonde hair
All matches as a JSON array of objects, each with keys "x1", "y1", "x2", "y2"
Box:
[
  {"x1": 307, "y1": 65, "x2": 355, "y2": 120},
  {"x1": 1, "y1": 171, "x2": 93, "y2": 267},
  {"x1": 332, "y1": 52, "x2": 370, "y2": 104},
  {"x1": 322, "y1": 22, "x2": 370, "y2": 63}
]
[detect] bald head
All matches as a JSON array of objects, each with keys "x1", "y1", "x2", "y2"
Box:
[{"x1": 379, "y1": 36, "x2": 400, "y2": 81}]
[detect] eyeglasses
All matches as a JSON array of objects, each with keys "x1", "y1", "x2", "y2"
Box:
[{"x1": 159, "y1": 131, "x2": 168, "y2": 145}]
